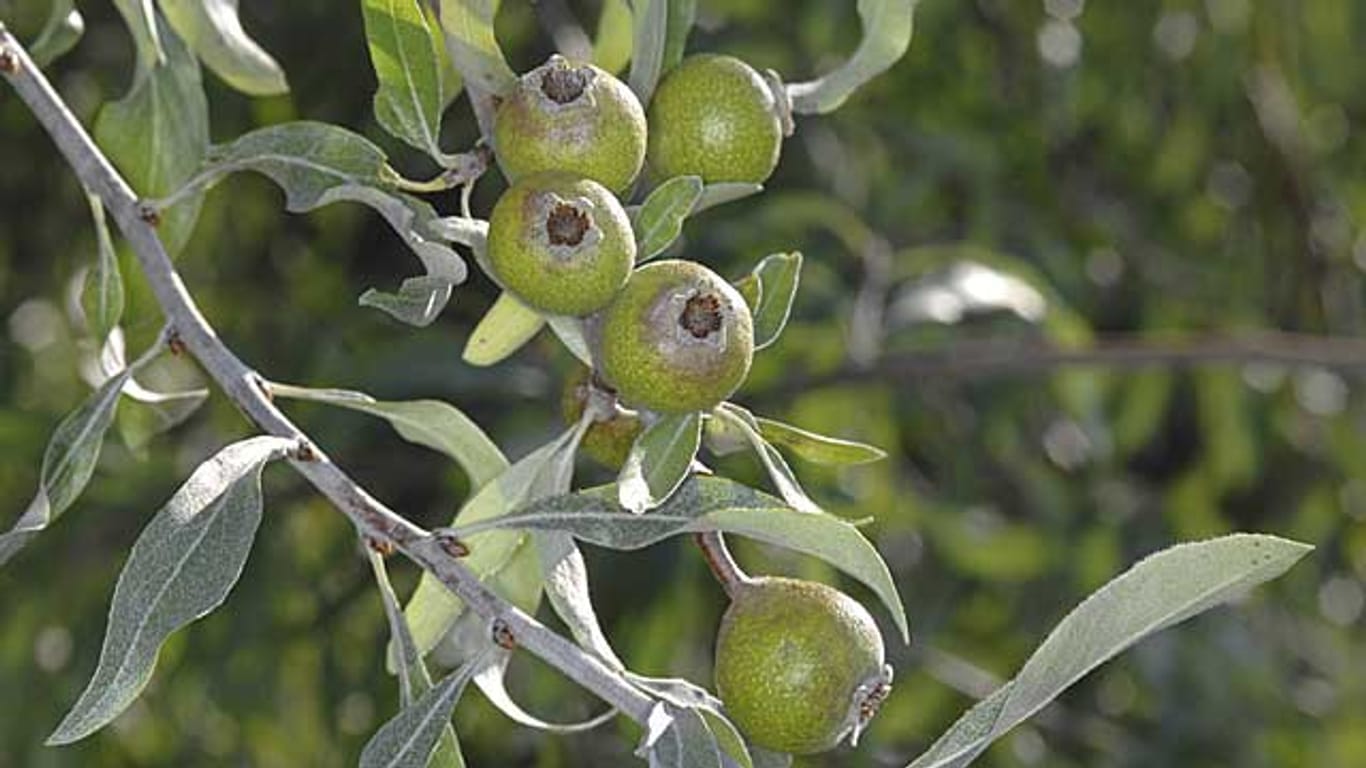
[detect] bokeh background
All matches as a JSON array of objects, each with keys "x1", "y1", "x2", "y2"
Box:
[{"x1": 3, "y1": 0, "x2": 1366, "y2": 765}]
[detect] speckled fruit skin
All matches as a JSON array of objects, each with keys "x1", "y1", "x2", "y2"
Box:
[
  {"x1": 596, "y1": 260, "x2": 754, "y2": 414},
  {"x1": 494, "y1": 56, "x2": 647, "y2": 193},
  {"x1": 561, "y1": 366, "x2": 642, "y2": 470},
  {"x1": 714, "y1": 578, "x2": 886, "y2": 755},
  {"x1": 487, "y1": 172, "x2": 635, "y2": 317},
  {"x1": 647, "y1": 54, "x2": 782, "y2": 184}
]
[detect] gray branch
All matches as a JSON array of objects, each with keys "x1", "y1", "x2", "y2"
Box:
[{"x1": 0, "y1": 26, "x2": 654, "y2": 725}]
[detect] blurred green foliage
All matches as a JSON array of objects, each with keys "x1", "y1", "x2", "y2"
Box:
[{"x1": 2, "y1": 0, "x2": 1365, "y2": 766}]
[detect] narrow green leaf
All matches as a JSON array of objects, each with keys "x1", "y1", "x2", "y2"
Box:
[
  {"x1": 362, "y1": 0, "x2": 453, "y2": 160},
  {"x1": 628, "y1": 675, "x2": 753, "y2": 768},
  {"x1": 158, "y1": 0, "x2": 289, "y2": 96},
  {"x1": 29, "y1": 0, "x2": 84, "y2": 67},
  {"x1": 638, "y1": 703, "x2": 723, "y2": 768},
  {"x1": 270, "y1": 382, "x2": 506, "y2": 488},
  {"x1": 716, "y1": 403, "x2": 821, "y2": 515},
  {"x1": 535, "y1": 531, "x2": 626, "y2": 668},
  {"x1": 0, "y1": 368, "x2": 134, "y2": 567},
  {"x1": 633, "y1": 176, "x2": 704, "y2": 262},
  {"x1": 80, "y1": 192, "x2": 125, "y2": 345},
  {"x1": 455, "y1": 476, "x2": 911, "y2": 643},
  {"x1": 96, "y1": 17, "x2": 208, "y2": 257},
  {"x1": 437, "y1": 0, "x2": 517, "y2": 95},
  {"x1": 360, "y1": 659, "x2": 481, "y2": 768},
  {"x1": 360, "y1": 275, "x2": 456, "y2": 327},
  {"x1": 662, "y1": 0, "x2": 696, "y2": 72},
  {"x1": 547, "y1": 315, "x2": 594, "y2": 366},
  {"x1": 592, "y1": 0, "x2": 633, "y2": 75},
  {"x1": 748, "y1": 252, "x2": 801, "y2": 350},
  {"x1": 370, "y1": 552, "x2": 465, "y2": 768},
  {"x1": 787, "y1": 0, "x2": 917, "y2": 114},
  {"x1": 463, "y1": 291, "x2": 546, "y2": 366},
  {"x1": 694, "y1": 182, "x2": 763, "y2": 214},
  {"x1": 627, "y1": 0, "x2": 667, "y2": 102},
  {"x1": 470, "y1": 647, "x2": 617, "y2": 732},
  {"x1": 755, "y1": 417, "x2": 886, "y2": 466},
  {"x1": 113, "y1": 0, "x2": 165, "y2": 73},
  {"x1": 618, "y1": 412, "x2": 701, "y2": 514},
  {"x1": 47, "y1": 436, "x2": 294, "y2": 744},
  {"x1": 732, "y1": 274, "x2": 761, "y2": 317},
  {"x1": 402, "y1": 430, "x2": 577, "y2": 660},
  {"x1": 905, "y1": 534, "x2": 1313, "y2": 768}
]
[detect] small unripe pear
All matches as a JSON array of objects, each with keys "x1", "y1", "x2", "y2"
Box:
[
  {"x1": 647, "y1": 55, "x2": 783, "y2": 184},
  {"x1": 595, "y1": 260, "x2": 753, "y2": 414},
  {"x1": 560, "y1": 366, "x2": 643, "y2": 470},
  {"x1": 714, "y1": 577, "x2": 893, "y2": 755},
  {"x1": 487, "y1": 172, "x2": 635, "y2": 317},
  {"x1": 495, "y1": 55, "x2": 647, "y2": 193}
]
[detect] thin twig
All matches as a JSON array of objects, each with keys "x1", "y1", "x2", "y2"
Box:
[
  {"x1": 0, "y1": 28, "x2": 654, "y2": 725},
  {"x1": 694, "y1": 532, "x2": 752, "y2": 598}
]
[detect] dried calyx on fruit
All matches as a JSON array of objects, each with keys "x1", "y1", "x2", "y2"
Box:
[
  {"x1": 486, "y1": 172, "x2": 635, "y2": 317},
  {"x1": 494, "y1": 55, "x2": 647, "y2": 193},
  {"x1": 714, "y1": 577, "x2": 893, "y2": 755},
  {"x1": 560, "y1": 366, "x2": 643, "y2": 471},
  {"x1": 594, "y1": 260, "x2": 754, "y2": 415},
  {"x1": 647, "y1": 54, "x2": 784, "y2": 185}
]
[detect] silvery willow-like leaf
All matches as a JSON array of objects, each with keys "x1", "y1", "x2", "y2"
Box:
[
  {"x1": 786, "y1": 0, "x2": 918, "y2": 114},
  {"x1": 438, "y1": 0, "x2": 517, "y2": 95},
  {"x1": 662, "y1": 0, "x2": 696, "y2": 72},
  {"x1": 402, "y1": 427, "x2": 579, "y2": 660},
  {"x1": 96, "y1": 16, "x2": 207, "y2": 256},
  {"x1": 618, "y1": 412, "x2": 702, "y2": 514},
  {"x1": 745, "y1": 252, "x2": 801, "y2": 350},
  {"x1": 370, "y1": 552, "x2": 464, "y2": 768},
  {"x1": 47, "y1": 436, "x2": 295, "y2": 744},
  {"x1": 633, "y1": 176, "x2": 703, "y2": 262},
  {"x1": 637, "y1": 703, "x2": 723, "y2": 768},
  {"x1": 905, "y1": 534, "x2": 1313, "y2": 768},
  {"x1": 714, "y1": 403, "x2": 821, "y2": 514},
  {"x1": 592, "y1": 0, "x2": 632, "y2": 75},
  {"x1": 269, "y1": 382, "x2": 506, "y2": 488},
  {"x1": 113, "y1": 0, "x2": 164, "y2": 72},
  {"x1": 359, "y1": 656, "x2": 484, "y2": 768},
  {"x1": 754, "y1": 417, "x2": 886, "y2": 466},
  {"x1": 362, "y1": 0, "x2": 458, "y2": 162},
  {"x1": 628, "y1": 675, "x2": 752, "y2": 768},
  {"x1": 0, "y1": 339, "x2": 164, "y2": 568},
  {"x1": 693, "y1": 183, "x2": 763, "y2": 214},
  {"x1": 547, "y1": 315, "x2": 594, "y2": 366},
  {"x1": 80, "y1": 191, "x2": 124, "y2": 345},
  {"x1": 158, "y1": 0, "x2": 288, "y2": 96},
  {"x1": 452, "y1": 475, "x2": 911, "y2": 643},
  {"x1": 29, "y1": 0, "x2": 83, "y2": 67},
  {"x1": 627, "y1": 0, "x2": 667, "y2": 102},
  {"x1": 471, "y1": 649, "x2": 617, "y2": 732},
  {"x1": 462, "y1": 291, "x2": 546, "y2": 366},
  {"x1": 535, "y1": 530, "x2": 626, "y2": 668}
]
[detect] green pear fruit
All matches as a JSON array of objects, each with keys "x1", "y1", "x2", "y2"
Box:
[
  {"x1": 647, "y1": 54, "x2": 783, "y2": 185},
  {"x1": 487, "y1": 172, "x2": 635, "y2": 317},
  {"x1": 494, "y1": 55, "x2": 647, "y2": 193},
  {"x1": 595, "y1": 260, "x2": 753, "y2": 414},
  {"x1": 714, "y1": 577, "x2": 893, "y2": 755}
]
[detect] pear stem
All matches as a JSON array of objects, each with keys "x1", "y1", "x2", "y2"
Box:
[{"x1": 694, "y1": 531, "x2": 752, "y2": 598}]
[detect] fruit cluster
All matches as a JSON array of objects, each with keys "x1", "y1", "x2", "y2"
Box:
[{"x1": 488, "y1": 53, "x2": 891, "y2": 755}]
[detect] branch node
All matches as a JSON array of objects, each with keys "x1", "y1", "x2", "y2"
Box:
[
  {"x1": 433, "y1": 529, "x2": 471, "y2": 558},
  {"x1": 365, "y1": 536, "x2": 396, "y2": 557},
  {"x1": 166, "y1": 328, "x2": 188, "y2": 357},
  {"x1": 491, "y1": 618, "x2": 517, "y2": 650},
  {"x1": 137, "y1": 203, "x2": 161, "y2": 227},
  {"x1": 0, "y1": 47, "x2": 19, "y2": 75},
  {"x1": 292, "y1": 438, "x2": 320, "y2": 463}
]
